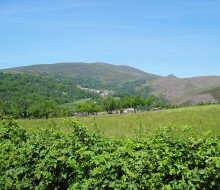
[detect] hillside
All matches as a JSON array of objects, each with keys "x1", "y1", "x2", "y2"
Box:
[
  {"x1": 1, "y1": 62, "x2": 161, "y2": 84},
  {"x1": 1, "y1": 62, "x2": 220, "y2": 105},
  {"x1": 151, "y1": 76, "x2": 220, "y2": 105},
  {"x1": 0, "y1": 72, "x2": 101, "y2": 118},
  {"x1": 0, "y1": 71, "x2": 163, "y2": 119}
]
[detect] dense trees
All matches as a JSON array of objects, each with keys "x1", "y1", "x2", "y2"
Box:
[
  {"x1": 0, "y1": 72, "x2": 171, "y2": 119},
  {"x1": 0, "y1": 73, "x2": 100, "y2": 119},
  {"x1": 29, "y1": 100, "x2": 59, "y2": 119},
  {"x1": 75, "y1": 77, "x2": 152, "y2": 98},
  {"x1": 0, "y1": 102, "x2": 3, "y2": 120},
  {"x1": 0, "y1": 72, "x2": 100, "y2": 104},
  {"x1": 102, "y1": 96, "x2": 120, "y2": 113},
  {"x1": 76, "y1": 102, "x2": 102, "y2": 115},
  {"x1": 101, "y1": 95, "x2": 168, "y2": 113}
]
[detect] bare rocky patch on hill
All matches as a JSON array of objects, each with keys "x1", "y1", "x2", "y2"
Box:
[{"x1": 151, "y1": 76, "x2": 220, "y2": 104}]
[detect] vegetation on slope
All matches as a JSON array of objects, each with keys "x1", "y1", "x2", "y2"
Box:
[
  {"x1": 2, "y1": 62, "x2": 161, "y2": 84},
  {"x1": 3, "y1": 62, "x2": 220, "y2": 105},
  {"x1": 203, "y1": 86, "x2": 220, "y2": 102},
  {"x1": 0, "y1": 72, "x2": 100, "y2": 118},
  {"x1": 0, "y1": 72, "x2": 167, "y2": 119}
]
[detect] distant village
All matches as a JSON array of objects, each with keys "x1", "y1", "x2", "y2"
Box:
[{"x1": 77, "y1": 85, "x2": 115, "y2": 96}]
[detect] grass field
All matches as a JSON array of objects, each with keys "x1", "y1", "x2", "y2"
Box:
[{"x1": 17, "y1": 105, "x2": 220, "y2": 138}]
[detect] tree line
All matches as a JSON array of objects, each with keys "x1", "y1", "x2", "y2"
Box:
[{"x1": 75, "y1": 95, "x2": 170, "y2": 116}]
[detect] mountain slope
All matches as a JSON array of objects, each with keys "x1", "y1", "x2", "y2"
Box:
[
  {"x1": 151, "y1": 76, "x2": 220, "y2": 104},
  {"x1": 2, "y1": 62, "x2": 220, "y2": 105},
  {"x1": 2, "y1": 62, "x2": 161, "y2": 84},
  {"x1": 0, "y1": 72, "x2": 99, "y2": 105}
]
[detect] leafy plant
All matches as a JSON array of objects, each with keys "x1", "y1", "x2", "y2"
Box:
[{"x1": 1, "y1": 118, "x2": 220, "y2": 189}]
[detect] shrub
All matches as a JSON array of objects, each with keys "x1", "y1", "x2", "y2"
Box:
[{"x1": 0, "y1": 119, "x2": 220, "y2": 189}]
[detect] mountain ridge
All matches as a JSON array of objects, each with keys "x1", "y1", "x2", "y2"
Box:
[
  {"x1": 1, "y1": 62, "x2": 161, "y2": 83},
  {"x1": 1, "y1": 62, "x2": 220, "y2": 105}
]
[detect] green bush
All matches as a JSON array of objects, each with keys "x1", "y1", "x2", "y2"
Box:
[{"x1": 0, "y1": 119, "x2": 220, "y2": 189}]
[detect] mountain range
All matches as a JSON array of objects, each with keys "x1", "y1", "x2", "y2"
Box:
[{"x1": 2, "y1": 62, "x2": 220, "y2": 105}]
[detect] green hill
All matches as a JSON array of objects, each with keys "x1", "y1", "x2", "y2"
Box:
[
  {"x1": 0, "y1": 72, "x2": 101, "y2": 118},
  {"x1": 2, "y1": 62, "x2": 161, "y2": 84},
  {"x1": 2, "y1": 62, "x2": 220, "y2": 105},
  {"x1": 0, "y1": 71, "x2": 161, "y2": 119}
]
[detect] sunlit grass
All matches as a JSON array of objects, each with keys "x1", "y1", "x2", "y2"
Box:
[{"x1": 17, "y1": 105, "x2": 220, "y2": 138}]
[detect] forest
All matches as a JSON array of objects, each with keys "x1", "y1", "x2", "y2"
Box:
[{"x1": 0, "y1": 72, "x2": 168, "y2": 119}]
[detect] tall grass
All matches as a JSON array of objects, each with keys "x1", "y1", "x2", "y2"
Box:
[{"x1": 17, "y1": 105, "x2": 220, "y2": 138}]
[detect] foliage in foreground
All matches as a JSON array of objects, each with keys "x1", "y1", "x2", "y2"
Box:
[{"x1": 0, "y1": 119, "x2": 220, "y2": 189}]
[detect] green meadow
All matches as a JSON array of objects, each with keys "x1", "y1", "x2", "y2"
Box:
[{"x1": 17, "y1": 104, "x2": 220, "y2": 138}]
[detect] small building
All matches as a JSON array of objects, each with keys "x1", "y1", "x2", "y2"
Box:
[{"x1": 123, "y1": 108, "x2": 135, "y2": 113}]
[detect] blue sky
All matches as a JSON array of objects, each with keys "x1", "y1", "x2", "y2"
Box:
[{"x1": 0, "y1": 0, "x2": 220, "y2": 78}]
